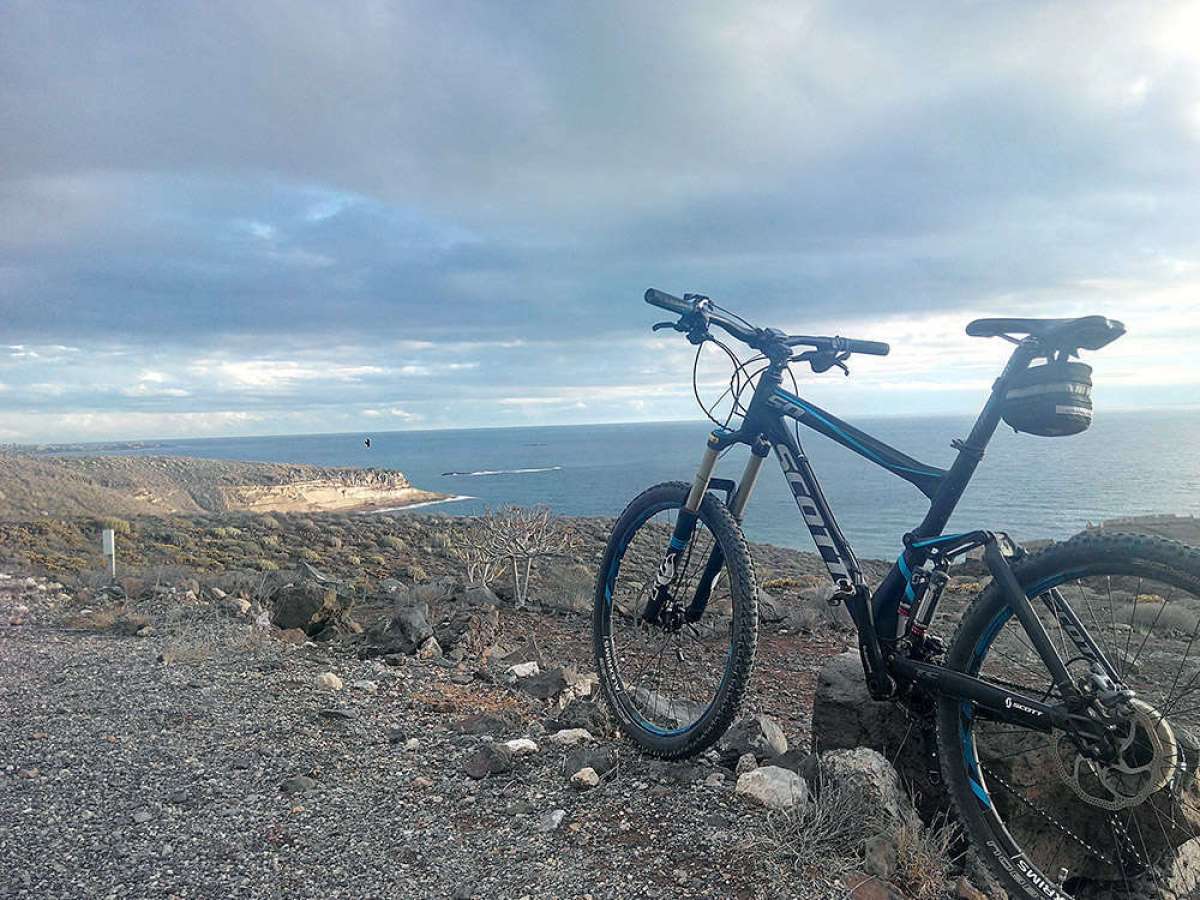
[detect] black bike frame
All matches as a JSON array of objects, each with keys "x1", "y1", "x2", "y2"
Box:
[{"x1": 665, "y1": 337, "x2": 1114, "y2": 730}]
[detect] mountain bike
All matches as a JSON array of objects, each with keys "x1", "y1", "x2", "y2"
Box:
[{"x1": 592, "y1": 288, "x2": 1200, "y2": 899}]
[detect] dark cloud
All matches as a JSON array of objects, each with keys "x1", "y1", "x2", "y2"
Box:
[{"x1": 1, "y1": 1, "x2": 1197, "y2": 439}]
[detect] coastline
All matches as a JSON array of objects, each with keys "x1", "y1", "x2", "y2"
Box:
[
  {"x1": 367, "y1": 494, "x2": 476, "y2": 513},
  {"x1": 0, "y1": 452, "x2": 451, "y2": 519}
]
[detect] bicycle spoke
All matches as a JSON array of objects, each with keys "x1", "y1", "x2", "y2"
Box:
[{"x1": 603, "y1": 504, "x2": 738, "y2": 734}]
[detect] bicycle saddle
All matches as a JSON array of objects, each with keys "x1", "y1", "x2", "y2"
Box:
[{"x1": 966, "y1": 315, "x2": 1125, "y2": 351}]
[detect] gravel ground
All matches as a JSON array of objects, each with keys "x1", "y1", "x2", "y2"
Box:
[{"x1": 0, "y1": 573, "x2": 854, "y2": 900}]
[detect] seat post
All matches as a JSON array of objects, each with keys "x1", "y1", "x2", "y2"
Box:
[{"x1": 915, "y1": 340, "x2": 1039, "y2": 538}]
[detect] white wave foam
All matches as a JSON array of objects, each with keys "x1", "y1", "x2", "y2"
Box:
[
  {"x1": 441, "y1": 465, "x2": 562, "y2": 477},
  {"x1": 367, "y1": 495, "x2": 475, "y2": 513}
]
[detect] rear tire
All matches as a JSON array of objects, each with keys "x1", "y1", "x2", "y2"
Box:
[
  {"x1": 936, "y1": 532, "x2": 1200, "y2": 899},
  {"x1": 592, "y1": 481, "x2": 758, "y2": 759}
]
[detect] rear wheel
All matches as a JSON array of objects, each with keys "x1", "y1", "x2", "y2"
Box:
[
  {"x1": 592, "y1": 481, "x2": 758, "y2": 759},
  {"x1": 937, "y1": 533, "x2": 1200, "y2": 899}
]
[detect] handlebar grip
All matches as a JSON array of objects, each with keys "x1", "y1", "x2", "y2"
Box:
[
  {"x1": 644, "y1": 288, "x2": 692, "y2": 316},
  {"x1": 844, "y1": 338, "x2": 890, "y2": 356}
]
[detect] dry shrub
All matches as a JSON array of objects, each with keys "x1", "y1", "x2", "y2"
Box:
[
  {"x1": 754, "y1": 771, "x2": 877, "y2": 879},
  {"x1": 64, "y1": 606, "x2": 143, "y2": 633},
  {"x1": 752, "y1": 772, "x2": 958, "y2": 897},
  {"x1": 533, "y1": 559, "x2": 595, "y2": 612},
  {"x1": 158, "y1": 602, "x2": 271, "y2": 665},
  {"x1": 1129, "y1": 598, "x2": 1200, "y2": 635}
]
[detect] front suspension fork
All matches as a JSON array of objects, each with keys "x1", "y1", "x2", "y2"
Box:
[
  {"x1": 642, "y1": 440, "x2": 765, "y2": 627},
  {"x1": 641, "y1": 442, "x2": 719, "y2": 626}
]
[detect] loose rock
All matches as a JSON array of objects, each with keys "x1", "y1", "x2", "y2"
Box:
[
  {"x1": 734, "y1": 766, "x2": 807, "y2": 810},
  {"x1": 537, "y1": 809, "x2": 566, "y2": 832},
  {"x1": 570, "y1": 767, "x2": 600, "y2": 790},
  {"x1": 314, "y1": 672, "x2": 343, "y2": 691},
  {"x1": 462, "y1": 744, "x2": 514, "y2": 780},
  {"x1": 718, "y1": 714, "x2": 787, "y2": 763},
  {"x1": 548, "y1": 728, "x2": 593, "y2": 746},
  {"x1": 561, "y1": 746, "x2": 618, "y2": 778},
  {"x1": 501, "y1": 738, "x2": 539, "y2": 756}
]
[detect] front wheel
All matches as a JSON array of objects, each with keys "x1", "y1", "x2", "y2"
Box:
[
  {"x1": 593, "y1": 481, "x2": 758, "y2": 759},
  {"x1": 937, "y1": 532, "x2": 1200, "y2": 899}
]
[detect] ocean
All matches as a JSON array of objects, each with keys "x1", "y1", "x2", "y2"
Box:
[{"x1": 61, "y1": 409, "x2": 1200, "y2": 561}]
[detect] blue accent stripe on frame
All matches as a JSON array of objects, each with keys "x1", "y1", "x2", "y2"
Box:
[
  {"x1": 772, "y1": 388, "x2": 943, "y2": 479},
  {"x1": 911, "y1": 532, "x2": 970, "y2": 548},
  {"x1": 897, "y1": 553, "x2": 916, "y2": 602}
]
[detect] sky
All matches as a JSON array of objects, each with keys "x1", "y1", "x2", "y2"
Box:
[{"x1": 1, "y1": 1, "x2": 1199, "y2": 443}]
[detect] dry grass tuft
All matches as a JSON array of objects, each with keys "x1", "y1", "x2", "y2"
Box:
[
  {"x1": 751, "y1": 772, "x2": 958, "y2": 898},
  {"x1": 64, "y1": 606, "x2": 149, "y2": 634},
  {"x1": 892, "y1": 813, "x2": 959, "y2": 900}
]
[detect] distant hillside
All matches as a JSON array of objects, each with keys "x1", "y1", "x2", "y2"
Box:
[{"x1": 0, "y1": 453, "x2": 445, "y2": 518}]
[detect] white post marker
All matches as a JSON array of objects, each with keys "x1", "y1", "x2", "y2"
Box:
[{"x1": 102, "y1": 528, "x2": 116, "y2": 578}]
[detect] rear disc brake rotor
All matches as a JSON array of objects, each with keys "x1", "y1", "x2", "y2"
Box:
[{"x1": 1054, "y1": 699, "x2": 1179, "y2": 811}]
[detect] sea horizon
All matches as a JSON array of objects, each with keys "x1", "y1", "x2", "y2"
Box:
[
  {"x1": 22, "y1": 408, "x2": 1200, "y2": 560},
  {"x1": 14, "y1": 401, "x2": 1200, "y2": 451}
]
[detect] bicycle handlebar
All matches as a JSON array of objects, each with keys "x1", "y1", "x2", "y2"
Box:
[
  {"x1": 644, "y1": 288, "x2": 890, "y2": 358},
  {"x1": 644, "y1": 288, "x2": 693, "y2": 317}
]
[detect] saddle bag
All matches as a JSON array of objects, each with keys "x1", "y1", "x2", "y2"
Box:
[{"x1": 1000, "y1": 359, "x2": 1093, "y2": 437}]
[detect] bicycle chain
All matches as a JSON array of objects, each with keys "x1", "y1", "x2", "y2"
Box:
[
  {"x1": 1107, "y1": 815, "x2": 1147, "y2": 873},
  {"x1": 982, "y1": 764, "x2": 1118, "y2": 868}
]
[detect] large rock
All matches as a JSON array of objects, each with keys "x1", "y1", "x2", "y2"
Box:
[
  {"x1": 812, "y1": 651, "x2": 943, "y2": 820},
  {"x1": 718, "y1": 715, "x2": 788, "y2": 763},
  {"x1": 434, "y1": 605, "x2": 499, "y2": 659},
  {"x1": 519, "y1": 665, "x2": 573, "y2": 700},
  {"x1": 270, "y1": 581, "x2": 339, "y2": 632},
  {"x1": 461, "y1": 584, "x2": 501, "y2": 606},
  {"x1": 359, "y1": 601, "x2": 433, "y2": 658},
  {"x1": 544, "y1": 698, "x2": 610, "y2": 737},
  {"x1": 814, "y1": 652, "x2": 1200, "y2": 888},
  {"x1": 819, "y1": 747, "x2": 919, "y2": 830},
  {"x1": 735, "y1": 766, "x2": 808, "y2": 810}
]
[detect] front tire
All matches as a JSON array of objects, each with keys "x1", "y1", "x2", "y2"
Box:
[
  {"x1": 937, "y1": 532, "x2": 1200, "y2": 899},
  {"x1": 592, "y1": 481, "x2": 758, "y2": 759}
]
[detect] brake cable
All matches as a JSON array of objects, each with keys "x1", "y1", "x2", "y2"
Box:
[{"x1": 692, "y1": 337, "x2": 744, "y2": 429}]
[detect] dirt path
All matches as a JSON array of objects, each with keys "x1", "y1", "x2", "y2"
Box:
[{"x1": 1, "y1": 574, "x2": 854, "y2": 900}]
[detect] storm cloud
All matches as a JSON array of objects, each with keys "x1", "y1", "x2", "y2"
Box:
[{"x1": 2, "y1": 1, "x2": 1198, "y2": 440}]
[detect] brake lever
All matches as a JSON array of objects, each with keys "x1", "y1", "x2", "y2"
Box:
[
  {"x1": 791, "y1": 349, "x2": 852, "y2": 376},
  {"x1": 652, "y1": 321, "x2": 678, "y2": 332}
]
